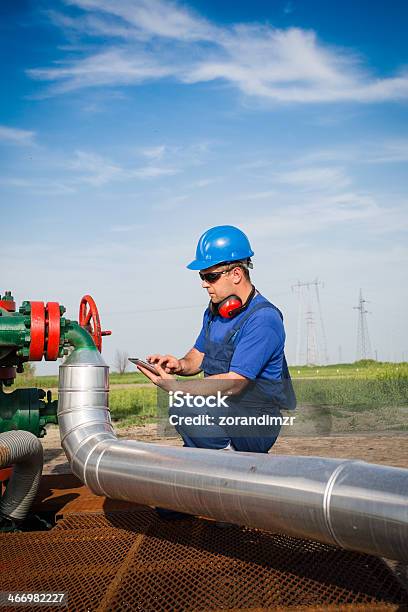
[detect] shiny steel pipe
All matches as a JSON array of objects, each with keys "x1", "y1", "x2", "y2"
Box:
[{"x1": 58, "y1": 349, "x2": 408, "y2": 562}]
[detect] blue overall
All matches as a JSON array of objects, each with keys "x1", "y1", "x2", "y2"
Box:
[{"x1": 171, "y1": 300, "x2": 293, "y2": 454}]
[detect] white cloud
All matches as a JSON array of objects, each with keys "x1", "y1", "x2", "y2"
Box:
[
  {"x1": 190, "y1": 178, "x2": 217, "y2": 188},
  {"x1": 296, "y1": 140, "x2": 408, "y2": 165},
  {"x1": 227, "y1": 155, "x2": 407, "y2": 241},
  {"x1": 244, "y1": 191, "x2": 380, "y2": 240},
  {"x1": 153, "y1": 194, "x2": 189, "y2": 210},
  {"x1": 0, "y1": 177, "x2": 75, "y2": 195},
  {"x1": 236, "y1": 190, "x2": 277, "y2": 201},
  {"x1": 64, "y1": 0, "x2": 216, "y2": 41},
  {"x1": 0, "y1": 139, "x2": 213, "y2": 196},
  {"x1": 29, "y1": 48, "x2": 175, "y2": 94},
  {"x1": 283, "y1": 2, "x2": 294, "y2": 15},
  {"x1": 70, "y1": 150, "x2": 124, "y2": 185},
  {"x1": 140, "y1": 145, "x2": 167, "y2": 160},
  {"x1": 28, "y1": 0, "x2": 408, "y2": 104},
  {"x1": 274, "y1": 166, "x2": 351, "y2": 190},
  {"x1": 133, "y1": 165, "x2": 179, "y2": 178},
  {"x1": 0, "y1": 125, "x2": 36, "y2": 145},
  {"x1": 0, "y1": 178, "x2": 34, "y2": 188},
  {"x1": 366, "y1": 140, "x2": 408, "y2": 163},
  {"x1": 68, "y1": 149, "x2": 179, "y2": 183},
  {"x1": 110, "y1": 223, "x2": 143, "y2": 232}
]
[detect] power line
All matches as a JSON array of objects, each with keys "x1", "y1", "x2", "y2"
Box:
[
  {"x1": 103, "y1": 289, "x2": 293, "y2": 316},
  {"x1": 104, "y1": 304, "x2": 205, "y2": 316}
]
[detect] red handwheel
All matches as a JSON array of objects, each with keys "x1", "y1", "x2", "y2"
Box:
[{"x1": 79, "y1": 295, "x2": 111, "y2": 352}]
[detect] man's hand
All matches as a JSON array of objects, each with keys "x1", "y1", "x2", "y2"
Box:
[
  {"x1": 137, "y1": 361, "x2": 176, "y2": 391},
  {"x1": 137, "y1": 362, "x2": 248, "y2": 396},
  {"x1": 147, "y1": 354, "x2": 182, "y2": 374}
]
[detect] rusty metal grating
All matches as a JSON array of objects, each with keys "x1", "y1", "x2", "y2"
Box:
[{"x1": 0, "y1": 508, "x2": 407, "y2": 611}]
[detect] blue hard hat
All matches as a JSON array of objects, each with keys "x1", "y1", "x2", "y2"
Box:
[{"x1": 187, "y1": 225, "x2": 254, "y2": 270}]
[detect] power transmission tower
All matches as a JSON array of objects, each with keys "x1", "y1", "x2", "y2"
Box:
[
  {"x1": 292, "y1": 279, "x2": 328, "y2": 365},
  {"x1": 313, "y1": 279, "x2": 329, "y2": 364},
  {"x1": 353, "y1": 289, "x2": 372, "y2": 361},
  {"x1": 305, "y1": 307, "x2": 319, "y2": 366},
  {"x1": 292, "y1": 281, "x2": 304, "y2": 365}
]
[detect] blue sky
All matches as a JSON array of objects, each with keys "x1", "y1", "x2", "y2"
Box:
[{"x1": 1, "y1": 0, "x2": 408, "y2": 371}]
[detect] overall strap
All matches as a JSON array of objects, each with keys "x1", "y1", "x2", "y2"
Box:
[
  {"x1": 204, "y1": 307, "x2": 213, "y2": 340},
  {"x1": 224, "y1": 301, "x2": 280, "y2": 344}
]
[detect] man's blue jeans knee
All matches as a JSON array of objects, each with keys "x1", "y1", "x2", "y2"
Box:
[
  {"x1": 169, "y1": 403, "x2": 281, "y2": 453},
  {"x1": 169, "y1": 403, "x2": 231, "y2": 449}
]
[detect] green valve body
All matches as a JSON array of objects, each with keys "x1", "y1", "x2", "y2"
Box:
[
  {"x1": 0, "y1": 310, "x2": 30, "y2": 376},
  {"x1": 0, "y1": 386, "x2": 58, "y2": 438},
  {"x1": 0, "y1": 313, "x2": 28, "y2": 350}
]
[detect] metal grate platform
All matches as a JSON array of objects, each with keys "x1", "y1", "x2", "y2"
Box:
[{"x1": 0, "y1": 475, "x2": 407, "y2": 611}]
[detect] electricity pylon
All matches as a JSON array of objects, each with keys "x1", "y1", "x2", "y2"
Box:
[
  {"x1": 353, "y1": 289, "x2": 372, "y2": 360},
  {"x1": 305, "y1": 307, "x2": 319, "y2": 366},
  {"x1": 292, "y1": 279, "x2": 328, "y2": 366},
  {"x1": 314, "y1": 279, "x2": 329, "y2": 364}
]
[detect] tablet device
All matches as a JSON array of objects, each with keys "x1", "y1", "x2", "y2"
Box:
[{"x1": 128, "y1": 358, "x2": 160, "y2": 375}]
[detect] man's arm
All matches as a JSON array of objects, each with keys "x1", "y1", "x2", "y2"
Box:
[
  {"x1": 179, "y1": 348, "x2": 204, "y2": 376},
  {"x1": 139, "y1": 361, "x2": 249, "y2": 396},
  {"x1": 172, "y1": 371, "x2": 249, "y2": 396}
]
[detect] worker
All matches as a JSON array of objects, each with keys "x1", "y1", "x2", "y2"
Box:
[{"x1": 138, "y1": 225, "x2": 296, "y2": 454}]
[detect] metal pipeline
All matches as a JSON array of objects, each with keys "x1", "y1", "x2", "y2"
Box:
[
  {"x1": 58, "y1": 348, "x2": 408, "y2": 562},
  {"x1": 0, "y1": 430, "x2": 43, "y2": 522}
]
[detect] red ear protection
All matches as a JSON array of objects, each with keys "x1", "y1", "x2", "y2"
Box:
[
  {"x1": 217, "y1": 296, "x2": 243, "y2": 319},
  {"x1": 210, "y1": 286, "x2": 256, "y2": 319}
]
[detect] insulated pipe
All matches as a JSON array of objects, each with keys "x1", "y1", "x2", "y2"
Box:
[
  {"x1": 0, "y1": 430, "x2": 43, "y2": 521},
  {"x1": 58, "y1": 348, "x2": 408, "y2": 562}
]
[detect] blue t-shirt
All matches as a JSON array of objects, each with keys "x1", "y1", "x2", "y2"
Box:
[{"x1": 194, "y1": 293, "x2": 285, "y2": 381}]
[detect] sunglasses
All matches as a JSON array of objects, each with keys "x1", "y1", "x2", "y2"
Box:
[{"x1": 199, "y1": 269, "x2": 230, "y2": 283}]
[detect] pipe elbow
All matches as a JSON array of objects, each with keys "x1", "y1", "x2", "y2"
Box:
[
  {"x1": 58, "y1": 348, "x2": 115, "y2": 489},
  {"x1": 65, "y1": 321, "x2": 98, "y2": 352}
]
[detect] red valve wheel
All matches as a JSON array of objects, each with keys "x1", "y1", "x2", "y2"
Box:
[
  {"x1": 29, "y1": 301, "x2": 46, "y2": 361},
  {"x1": 45, "y1": 302, "x2": 61, "y2": 361},
  {"x1": 79, "y1": 295, "x2": 111, "y2": 352}
]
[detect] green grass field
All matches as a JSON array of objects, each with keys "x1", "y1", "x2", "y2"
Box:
[
  {"x1": 12, "y1": 360, "x2": 408, "y2": 432},
  {"x1": 291, "y1": 360, "x2": 408, "y2": 379},
  {"x1": 109, "y1": 387, "x2": 158, "y2": 428},
  {"x1": 14, "y1": 359, "x2": 408, "y2": 389},
  {"x1": 13, "y1": 369, "x2": 148, "y2": 389}
]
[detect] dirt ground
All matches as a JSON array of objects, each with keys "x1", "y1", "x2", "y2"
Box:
[{"x1": 41, "y1": 423, "x2": 408, "y2": 474}]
